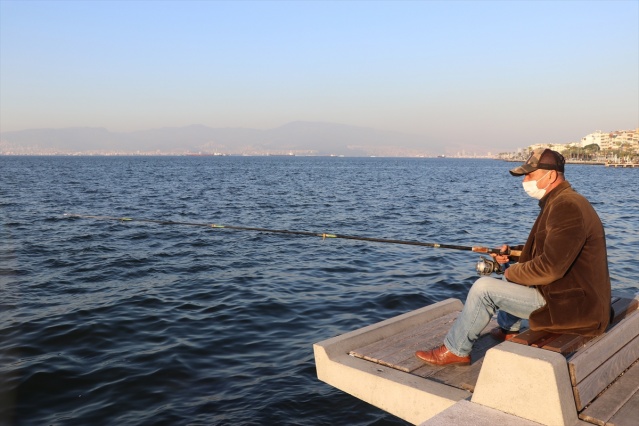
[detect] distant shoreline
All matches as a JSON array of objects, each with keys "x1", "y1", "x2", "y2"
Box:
[
  {"x1": 501, "y1": 159, "x2": 606, "y2": 165},
  {"x1": 0, "y1": 155, "x2": 635, "y2": 167},
  {"x1": 501, "y1": 158, "x2": 639, "y2": 168}
]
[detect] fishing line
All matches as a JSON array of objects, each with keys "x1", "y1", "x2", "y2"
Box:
[{"x1": 64, "y1": 213, "x2": 521, "y2": 257}]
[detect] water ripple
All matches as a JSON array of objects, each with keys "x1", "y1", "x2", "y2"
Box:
[{"x1": 0, "y1": 156, "x2": 636, "y2": 425}]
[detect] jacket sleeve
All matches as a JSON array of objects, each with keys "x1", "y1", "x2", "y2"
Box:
[{"x1": 507, "y1": 199, "x2": 587, "y2": 286}]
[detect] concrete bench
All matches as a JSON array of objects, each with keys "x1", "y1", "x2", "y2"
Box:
[
  {"x1": 508, "y1": 295, "x2": 639, "y2": 425},
  {"x1": 314, "y1": 293, "x2": 638, "y2": 425}
]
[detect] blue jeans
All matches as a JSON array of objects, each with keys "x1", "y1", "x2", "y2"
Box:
[{"x1": 444, "y1": 276, "x2": 546, "y2": 357}]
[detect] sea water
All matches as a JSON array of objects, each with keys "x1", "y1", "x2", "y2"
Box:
[{"x1": 1, "y1": 156, "x2": 637, "y2": 425}]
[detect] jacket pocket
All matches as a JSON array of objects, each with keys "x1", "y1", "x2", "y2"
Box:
[{"x1": 547, "y1": 288, "x2": 586, "y2": 326}]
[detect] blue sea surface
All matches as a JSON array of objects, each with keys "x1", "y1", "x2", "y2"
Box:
[{"x1": 1, "y1": 156, "x2": 637, "y2": 425}]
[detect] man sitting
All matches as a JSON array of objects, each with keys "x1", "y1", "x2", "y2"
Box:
[{"x1": 416, "y1": 148, "x2": 611, "y2": 366}]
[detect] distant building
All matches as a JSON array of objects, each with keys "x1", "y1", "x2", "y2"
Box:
[
  {"x1": 580, "y1": 129, "x2": 638, "y2": 150},
  {"x1": 606, "y1": 128, "x2": 638, "y2": 150},
  {"x1": 497, "y1": 127, "x2": 639, "y2": 161},
  {"x1": 580, "y1": 131, "x2": 606, "y2": 148},
  {"x1": 529, "y1": 142, "x2": 580, "y2": 152}
]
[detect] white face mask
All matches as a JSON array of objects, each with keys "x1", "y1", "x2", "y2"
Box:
[{"x1": 522, "y1": 171, "x2": 552, "y2": 200}]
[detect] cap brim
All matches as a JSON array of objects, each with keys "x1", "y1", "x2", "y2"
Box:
[{"x1": 509, "y1": 164, "x2": 537, "y2": 176}]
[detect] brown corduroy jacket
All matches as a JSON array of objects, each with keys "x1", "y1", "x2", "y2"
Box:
[{"x1": 507, "y1": 181, "x2": 611, "y2": 336}]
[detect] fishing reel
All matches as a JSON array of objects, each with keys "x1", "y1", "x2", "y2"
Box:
[{"x1": 476, "y1": 256, "x2": 505, "y2": 276}]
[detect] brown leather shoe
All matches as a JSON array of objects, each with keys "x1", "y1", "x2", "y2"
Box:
[
  {"x1": 415, "y1": 345, "x2": 470, "y2": 366},
  {"x1": 490, "y1": 327, "x2": 518, "y2": 342}
]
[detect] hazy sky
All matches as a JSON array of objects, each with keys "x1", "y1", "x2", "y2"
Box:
[{"x1": 1, "y1": 0, "x2": 638, "y2": 151}]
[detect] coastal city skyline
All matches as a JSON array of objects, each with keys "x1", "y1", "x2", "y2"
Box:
[
  {"x1": 2, "y1": 122, "x2": 637, "y2": 158},
  {"x1": 1, "y1": 1, "x2": 638, "y2": 154}
]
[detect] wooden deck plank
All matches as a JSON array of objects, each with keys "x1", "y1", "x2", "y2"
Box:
[
  {"x1": 366, "y1": 331, "x2": 448, "y2": 374},
  {"x1": 573, "y1": 334, "x2": 639, "y2": 411},
  {"x1": 409, "y1": 360, "x2": 450, "y2": 379},
  {"x1": 429, "y1": 329, "x2": 501, "y2": 392},
  {"x1": 350, "y1": 327, "x2": 437, "y2": 369},
  {"x1": 542, "y1": 334, "x2": 591, "y2": 355},
  {"x1": 349, "y1": 311, "x2": 458, "y2": 359},
  {"x1": 569, "y1": 310, "x2": 639, "y2": 386},
  {"x1": 531, "y1": 332, "x2": 562, "y2": 348},
  {"x1": 413, "y1": 318, "x2": 500, "y2": 392},
  {"x1": 578, "y1": 361, "x2": 639, "y2": 425},
  {"x1": 611, "y1": 297, "x2": 639, "y2": 324},
  {"x1": 383, "y1": 318, "x2": 465, "y2": 373},
  {"x1": 510, "y1": 329, "x2": 556, "y2": 346},
  {"x1": 605, "y1": 388, "x2": 639, "y2": 426},
  {"x1": 379, "y1": 317, "x2": 457, "y2": 368},
  {"x1": 349, "y1": 311, "x2": 459, "y2": 371},
  {"x1": 348, "y1": 320, "x2": 441, "y2": 357},
  {"x1": 351, "y1": 309, "x2": 502, "y2": 393}
]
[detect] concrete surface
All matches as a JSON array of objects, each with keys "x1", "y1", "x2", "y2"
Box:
[
  {"x1": 472, "y1": 341, "x2": 579, "y2": 425},
  {"x1": 314, "y1": 298, "x2": 471, "y2": 425}
]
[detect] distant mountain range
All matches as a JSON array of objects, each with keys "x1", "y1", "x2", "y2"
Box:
[{"x1": 0, "y1": 122, "x2": 452, "y2": 157}]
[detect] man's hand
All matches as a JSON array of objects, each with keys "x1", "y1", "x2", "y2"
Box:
[{"x1": 490, "y1": 244, "x2": 511, "y2": 264}]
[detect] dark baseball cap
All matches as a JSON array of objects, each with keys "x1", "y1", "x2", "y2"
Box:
[{"x1": 509, "y1": 148, "x2": 566, "y2": 176}]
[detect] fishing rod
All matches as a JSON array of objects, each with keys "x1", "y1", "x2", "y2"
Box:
[{"x1": 64, "y1": 213, "x2": 522, "y2": 263}]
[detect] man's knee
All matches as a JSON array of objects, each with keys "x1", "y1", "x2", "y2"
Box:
[
  {"x1": 469, "y1": 276, "x2": 501, "y2": 297},
  {"x1": 474, "y1": 276, "x2": 501, "y2": 289}
]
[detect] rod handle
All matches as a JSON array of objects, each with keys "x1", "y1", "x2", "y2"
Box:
[
  {"x1": 508, "y1": 249, "x2": 522, "y2": 258},
  {"x1": 472, "y1": 246, "x2": 522, "y2": 259}
]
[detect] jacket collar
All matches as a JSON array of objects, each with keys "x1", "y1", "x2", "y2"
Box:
[{"x1": 538, "y1": 181, "x2": 572, "y2": 208}]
